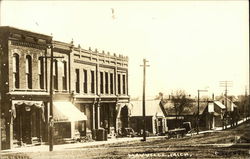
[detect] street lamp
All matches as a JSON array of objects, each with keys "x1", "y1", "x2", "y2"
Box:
[{"x1": 197, "y1": 89, "x2": 208, "y2": 134}]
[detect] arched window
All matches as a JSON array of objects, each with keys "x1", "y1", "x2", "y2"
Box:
[
  {"x1": 118, "y1": 74, "x2": 121, "y2": 94},
  {"x1": 122, "y1": 74, "x2": 126, "y2": 94},
  {"x1": 53, "y1": 60, "x2": 58, "y2": 90},
  {"x1": 75, "y1": 69, "x2": 80, "y2": 93},
  {"x1": 38, "y1": 57, "x2": 44, "y2": 89},
  {"x1": 13, "y1": 53, "x2": 20, "y2": 89},
  {"x1": 91, "y1": 70, "x2": 95, "y2": 93},
  {"x1": 100, "y1": 72, "x2": 104, "y2": 94},
  {"x1": 110, "y1": 73, "x2": 114, "y2": 94},
  {"x1": 62, "y1": 61, "x2": 67, "y2": 90},
  {"x1": 26, "y1": 55, "x2": 32, "y2": 89},
  {"x1": 105, "y1": 72, "x2": 109, "y2": 94},
  {"x1": 83, "y1": 69, "x2": 87, "y2": 93}
]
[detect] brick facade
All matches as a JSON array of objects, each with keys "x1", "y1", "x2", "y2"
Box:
[{"x1": 0, "y1": 26, "x2": 129, "y2": 150}]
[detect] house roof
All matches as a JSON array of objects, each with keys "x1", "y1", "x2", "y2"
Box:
[
  {"x1": 214, "y1": 101, "x2": 226, "y2": 109},
  {"x1": 162, "y1": 100, "x2": 207, "y2": 115},
  {"x1": 129, "y1": 100, "x2": 165, "y2": 117},
  {"x1": 218, "y1": 97, "x2": 238, "y2": 111}
]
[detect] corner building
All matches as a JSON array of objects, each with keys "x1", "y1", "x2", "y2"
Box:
[{"x1": 0, "y1": 26, "x2": 130, "y2": 150}]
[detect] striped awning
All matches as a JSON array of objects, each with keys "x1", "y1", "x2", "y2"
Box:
[{"x1": 53, "y1": 102, "x2": 87, "y2": 122}]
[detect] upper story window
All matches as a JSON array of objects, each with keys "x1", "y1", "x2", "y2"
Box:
[
  {"x1": 83, "y1": 69, "x2": 87, "y2": 93},
  {"x1": 13, "y1": 53, "x2": 20, "y2": 89},
  {"x1": 91, "y1": 70, "x2": 95, "y2": 94},
  {"x1": 38, "y1": 57, "x2": 44, "y2": 89},
  {"x1": 62, "y1": 61, "x2": 67, "y2": 90},
  {"x1": 100, "y1": 72, "x2": 104, "y2": 94},
  {"x1": 26, "y1": 55, "x2": 32, "y2": 89},
  {"x1": 105, "y1": 72, "x2": 109, "y2": 94},
  {"x1": 118, "y1": 74, "x2": 121, "y2": 94},
  {"x1": 53, "y1": 60, "x2": 58, "y2": 90},
  {"x1": 122, "y1": 74, "x2": 126, "y2": 94},
  {"x1": 75, "y1": 69, "x2": 80, "y2": 93},
  {"x1": 110, "y1": 73, "x2": 114, "y2": 94}
]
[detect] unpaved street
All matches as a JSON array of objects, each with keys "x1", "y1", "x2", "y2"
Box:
[{"x1": 1, "y1": 120, "x2": 250, "y2": 159}]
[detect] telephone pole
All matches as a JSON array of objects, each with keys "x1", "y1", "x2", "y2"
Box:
[
  {"x1": 219, "y1": 81, "x2": 232, "y2": 129},
  {"x1": 42, "y1": 43, "x2": 64, "y2": 151},
  {"x1": 244, "y1": 86, "x2": 248, "y2": 120},
  {"x1": 140, "y1": 59, "x2": 149, "y2": 141},
  {"x1": 219, "y1": 81, "x2": 233, "y2": 111},
  {"x1": 0, "y1": 41, "x2": 2, "y2": 150},
  {"x1": 197, "y1": 89, "x2": 207, "y2": 134}
]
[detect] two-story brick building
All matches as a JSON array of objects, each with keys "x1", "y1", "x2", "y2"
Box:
[{"x1": 0, "y1": 26, "x2": 129, "y2": 150}]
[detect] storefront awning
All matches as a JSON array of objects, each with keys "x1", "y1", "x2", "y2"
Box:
[
  {"x1": 11, "y1": 100, "x2": 45, "y2": 121},
  {"x1": 12, "y1": 100, "x2": 44, "y2": 108},
  {"x1": 53, "y1": 102, "x2": 87, "y2": 122}
]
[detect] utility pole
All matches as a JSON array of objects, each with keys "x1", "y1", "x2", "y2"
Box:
[
  {"x1": 0, "y1": 0, "x2": 2, "y2": 26},
  {"x1": 49, "y1": 44, "x2": 54, "y2": 152},
  {"x1": 43, "y1": 43, "x2": 63, "y2": 151},
  {"x1": 219, "y1": 81, "x2": 233, "y2": 111},
  {"x1": 0, "y1": 41, "x2": 2, "y2": 150},
  {"x1": 197, "y1": 89, "x2": 207, "y2": 134},
  {"x1": 244, "y1": 86, "x2": 248, "y2": 121},
  {"x1": 140, "y1": 59, "x2": 149, "y2": 141},
  {"x1": 219, "y1": 81, "x2": 232, "y2": 129}
]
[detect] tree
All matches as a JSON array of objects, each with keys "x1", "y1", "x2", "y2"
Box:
[{"x1": 170, "y1": 90, "x2": 193, "y2": 127}]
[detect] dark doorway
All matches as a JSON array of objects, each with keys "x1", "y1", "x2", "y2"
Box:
[
  {"x1": 13, "y1": 105, "x2": 43, "y2": 145},
  {"x1": 120, "y1": 106, "x2": 129, "y2": 128},
  {"x1": 158, "y1": 118, "x2": 163, "y2": 134}
]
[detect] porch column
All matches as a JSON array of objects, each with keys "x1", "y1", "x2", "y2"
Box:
[
  {"x1": 115, "y1": 102, "x2": 120, "y2": 133},
  {"x1": 38, "y1": 108, "x2": 42, "y2": 143},
  {"x1": 107, "y1": 104, "x2": 110, "y2": 134},
  {"x1": 92, "y1": 103, "x2": 95, "y2": 130},
  {"x1": 19, "y1": 108, "x2": 23, "y2": 146},
  {"x1": 97, "y1": 102, "x2": 100, "y2": 129},
  {"x1": 30, "y1": 107, "x2": 33, "y2": 144}
]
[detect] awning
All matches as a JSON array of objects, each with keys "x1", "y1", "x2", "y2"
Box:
[
  {"x1": 53, "y1": 102, "x2": 87, "y2": 122},
  {"x1": 12, "y1": 100, "x2": 45, "y2": 121},
  {"x1": 12, "y1": 100, "x2": 44, "y2": 108}
]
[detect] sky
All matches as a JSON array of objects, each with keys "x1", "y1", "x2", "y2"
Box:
[{"x1": 0, "y1": 0, "x2": 249, "y2": 99}]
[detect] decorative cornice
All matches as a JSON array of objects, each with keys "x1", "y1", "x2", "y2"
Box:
[
  {"x1": 74, "y1": 59, "x2": 128, "y2": 70},
  {"x1": 10, "y1": 39, "x2": 47, "y2": 50},
  {"x1": 53, "y1": 47, "x2": 71, "y2": 54},
  {"x1": 74, "y1": 59, "x2": 97, "y2": 66}
]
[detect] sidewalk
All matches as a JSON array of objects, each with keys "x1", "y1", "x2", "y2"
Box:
[
  {"x1": 200, "y1": 117, "x2": 249, "y2": 133},
  {"x1": 1, "y1": 136, "x2": 164, "y2": 154}
]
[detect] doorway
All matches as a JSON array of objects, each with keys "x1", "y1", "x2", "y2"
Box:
[{"x1": 13, "y1": 104, "x2": 43, "y2": 145}]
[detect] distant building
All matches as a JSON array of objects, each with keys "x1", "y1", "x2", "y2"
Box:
[
  {"x1": 0, "y1": 26, "x2": 129, "y2": 149},
  {"x1": 129, "y1": 100, "x2": 168, "y2": 135},
  {"x1": 162, "y1": 99, "x2": 207, "y2": 130},
  {"x1": 200, "y1": 98, "x2": 240, "y2": 130},
  {"x1": 200, "y1": 101, "x2": 226, "y2": 130}
]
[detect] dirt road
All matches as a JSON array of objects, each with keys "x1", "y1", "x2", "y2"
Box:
[{"x1": 1, "y1": 120, "x2": 250, "y2": 159}]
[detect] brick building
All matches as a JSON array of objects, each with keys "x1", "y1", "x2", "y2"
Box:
[{"x1": 0, "y1": 26, "x2": 129, "y2": 150}]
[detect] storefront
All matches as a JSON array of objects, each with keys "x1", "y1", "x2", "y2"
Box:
[
  {"x1": 12, "y1": 100, "x2": 46, "y2": 146},
  {"x1": 53, "y1": 101, "x2": 87, "y2": 141}
]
